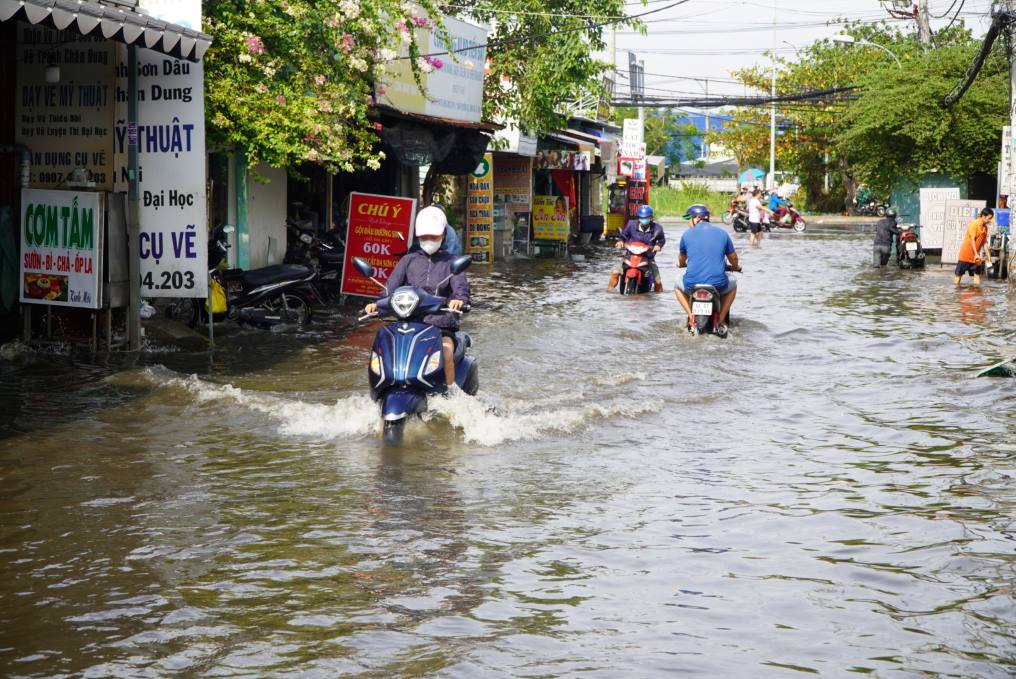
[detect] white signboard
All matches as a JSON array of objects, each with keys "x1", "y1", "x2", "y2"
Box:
[
  {"x1": 1000, "y1": 126, "x2": 1015, "y2": 196},
  {"x1": 941, "y1": 199, "x2": 985, "y2": 265},
  {"x1": 377, "y1": 13, "x2": 487, "y2": 123},
  {"x1": 114, "y1": 0, "x2": 207, "y2": 297},
  {"x1": 15, "y1": 22, "x2": 115, "y2": 189},
  {"x1": 622, "y1": 118, "x2": 644, "y2": 147},
  {"x1": 19, "y1": 189, "x2": 104, "y2": 309},
  {"x1": 919, "y1": 187, "x2": 960, "y2": 250}
]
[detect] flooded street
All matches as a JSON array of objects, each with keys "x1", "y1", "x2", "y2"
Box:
[{"x1": 1, "y1": 228, "x2": 1014, "y2": 677}]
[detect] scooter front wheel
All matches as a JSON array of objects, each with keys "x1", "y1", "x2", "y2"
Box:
[
  {"x1": 793, "y1": 219, "x2": 807, "y2": 232},
  {"x1": 722, "y1": 211, "x2": 734, "y2": 225},
  {"x1": 383, "y1": 418, "x2": 405, "y2": 445}
]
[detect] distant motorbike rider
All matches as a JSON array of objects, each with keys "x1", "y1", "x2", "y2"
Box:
[
  {"x1": 364, "y1": 206, "x2": 469, "y2": 390},
  {"x1": 674, "y1": 204, "x2": 741, "y2": 337},
  {"x1": 609, "y1": 204, "x2": 666, "y2": 292},
  {"x1": 873, "y1": 207, "x2": 901, "y2": 268},
  {"x1": 769, "y1": 190, "x2": 788, "y2": 223}
]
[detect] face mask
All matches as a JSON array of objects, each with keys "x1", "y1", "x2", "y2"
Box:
[
  {"x1": 639, "y1": 218, "x2": 650, "y2": 227},
  {"x1": 419, "y1": 239, "x2": 441, "y2": 255}
]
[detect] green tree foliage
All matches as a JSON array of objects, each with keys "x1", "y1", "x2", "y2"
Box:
[
  {"x1": 708, "y1": 22, "x2": 997, "y2": 210},
  {"x1": 838, "y1": 40, "x2": 1008, "y2": 195},
  {"x1": 459, "y1": 0, "x2": 637, "y2": 135},
  {"x1": 204, "y1": 0, "x2": 636, "y2": 173},
  {"x1": 204, "y1": 0, "x2": 440, "y2": 173}
]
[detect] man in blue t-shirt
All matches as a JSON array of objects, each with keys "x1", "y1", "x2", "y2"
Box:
[{"x1": 675, "y1": 204, "x2": 741, "y2": 336}]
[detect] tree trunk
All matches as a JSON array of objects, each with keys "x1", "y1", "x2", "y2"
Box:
[
  {"x1": 837, "y1": 156, "x2": 857, "y2": 213},
  {"x1": 917, "y1": 0, "x2": 933, "y2": 47},
  {"x1": 422, "y1": 165, "x2": 438, "y2": 207}
]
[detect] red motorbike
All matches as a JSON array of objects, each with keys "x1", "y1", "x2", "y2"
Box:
[
  {"x1": 770, "y1": 201, "x2": 807, "y2": 232},
  {"x1": 896, "y1": 224, "x2": 926, "y2": 269},
  {"x1": 618, "y1": 242, "x2": 656, "y2": 295}
]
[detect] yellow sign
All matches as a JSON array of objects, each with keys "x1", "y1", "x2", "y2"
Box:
[
  {"x1": 533, "y1": 195, "x2": 570, "y2": 241},
  {"x1": 466, "y1": 153, "x2": 494, "y2": 263}
]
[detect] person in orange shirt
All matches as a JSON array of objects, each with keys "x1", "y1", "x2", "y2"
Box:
[{"x1": 954, "y1": 208, "x2": 994, "y2": 285}]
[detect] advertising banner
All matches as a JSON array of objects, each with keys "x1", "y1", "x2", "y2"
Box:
[
  {"x1": 493, "y1": 155, "x2": 532, "y2": 217},
  {"x1": 1000, "y1": 126, "x2": 1015, "y2": 196},
  {"x1": 919, "y1": 187, "x2": 960, "y2": 250},
  {"x1": 941, "y1": 199, "x2": 986, "y2": 265},
  {"x1": 341, "y1": 193, "x2": 416, "y2": 297},
  {"x1": 532, "y1": 195, "x2": 570, "y2": 241},
  {"x1": 466, "y1": 154, "x2": 494, "y2": 263},
  {"x1": 19, "y1": 189, "x2": 104, "y2": 309},
  {"x1": 376, "y1": 11, "x2": 486, "y2": 123},
  {"x1": 15, "y1": 22, "x2": 115, "y2": 189},
  {"x1": 113, "y1": 0, "x2": 208, "y2": 298}
]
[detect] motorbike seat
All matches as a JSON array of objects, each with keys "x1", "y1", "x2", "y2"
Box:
[
  {"x1": 242, "y1": 264, "x2": 313, "y2": 288},
  {"x1": 453, "y1": 332, "x2": 470, "y2": 364}
]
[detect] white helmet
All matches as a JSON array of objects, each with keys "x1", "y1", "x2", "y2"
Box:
[{"x1": 415, "y1": 206, "x2": 447, "y2": 237}]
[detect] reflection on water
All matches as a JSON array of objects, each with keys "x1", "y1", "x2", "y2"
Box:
[{"x1": 1, "y1": 232, "x2": 1014, "y2": 677}]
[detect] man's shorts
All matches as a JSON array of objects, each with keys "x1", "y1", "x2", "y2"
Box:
[
  {"x1": 954, "y1": 260, "x2": 982, "y2": 277},
  {"x1": 873, "y1": 244, "x2": 891, "y2": 266},
  {"x1": 675, "y1": 275, "x2": 737, "y2": 295},
  {"x1": 749, "y1": 221, "x2": 763, "y2": 234}
]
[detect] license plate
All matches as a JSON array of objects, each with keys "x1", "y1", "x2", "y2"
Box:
[
  {"x1": 692, "y1": 302, "x2": 713, "y2": 316},
  {"x1": 906, "y1": 242, "x2": 918, "y2": 252}
]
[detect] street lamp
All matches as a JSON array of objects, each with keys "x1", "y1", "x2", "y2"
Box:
[{"x1": 831, "y1": 34, "x2": 902, "y2": 69}]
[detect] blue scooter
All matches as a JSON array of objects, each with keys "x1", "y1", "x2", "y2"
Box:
[{"x1": 352, "y1": 256, "x2": 480, "y2": 444}]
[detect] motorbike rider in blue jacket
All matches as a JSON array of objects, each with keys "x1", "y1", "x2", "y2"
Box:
[
  {"x1": 609, "y1": 204, "x2": 666, "y2": 292},
  {"x1": 364, "y1": 206, "x2": 469, "y2": 390}
]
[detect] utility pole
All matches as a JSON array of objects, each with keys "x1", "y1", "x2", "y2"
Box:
[
  {"x1": 1006, "y1": 1, "x2": 1016, "y2": 292},
  {"x1": 769, "y1": 0, "x2": 777, "y2": 190},
  {"x1": 917, "y1": 0, "x2": 932, "y2": 46}
]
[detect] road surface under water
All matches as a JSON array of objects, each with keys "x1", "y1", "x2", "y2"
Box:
[{"x1": 1, "y1": 229, "x2": 1014, "y2": 678}]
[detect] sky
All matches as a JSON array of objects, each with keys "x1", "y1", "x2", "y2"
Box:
[{"x1": 605, "y1": 0, "x2": 999, "y2": 103}]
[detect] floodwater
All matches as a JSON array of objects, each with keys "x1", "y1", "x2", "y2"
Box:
[{"x1": 1, "y1": 229, "x2": 1014, "y2": 678}]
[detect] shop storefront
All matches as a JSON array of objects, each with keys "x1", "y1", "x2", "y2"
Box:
[{"x1": 0, "y1": 0, "x2": 212, "y2": 348}]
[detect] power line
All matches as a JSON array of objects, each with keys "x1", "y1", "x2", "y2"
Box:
[{"x1": 402, "y1": 0, "x2": 693, "y2": 59}]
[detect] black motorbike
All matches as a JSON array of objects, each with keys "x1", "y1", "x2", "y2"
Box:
[
  {"x1": 683, "y1": 265, "x2": 741, "y2": 338},
  {"x1": 731, "y1": 209, "x2": 749, "y2": 233},
  {"x1": 191, "y1": 224, "x2": 316, "y2": 327},
  {"x1": 853, "y1": 198, "x2": 889, "y2": 217},
  {"x1": 284, "y1": 217, "x2": 346, "y2": 302}
]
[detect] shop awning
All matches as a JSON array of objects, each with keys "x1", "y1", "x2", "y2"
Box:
[
  {"x1": 0, "y1": 0, "x2": 213, "y2": 62},
  {"x1": 542, "y1": 132, "x2": 580, "y2": 149},
  {"x1": 560, "y1": 129, "x2": 606, "y2": 145},
  {"x1": 373, "y1": 104, "x2": 503, "y2": 133}
]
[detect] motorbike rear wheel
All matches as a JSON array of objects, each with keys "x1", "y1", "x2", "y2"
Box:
[
  {"x1": 876, "y1": 205, "x2": 887, "y2": 217},
  {"x1": 383, "y1": 418, "x2": 405, "y2": 445},
  {"x1": 264, "y1": 291, "x2": 313, "y2": 325}
]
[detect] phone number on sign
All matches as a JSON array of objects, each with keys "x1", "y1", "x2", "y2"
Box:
[{"x1": 142, "y1": 270, "x2": 196, "y2": 291}]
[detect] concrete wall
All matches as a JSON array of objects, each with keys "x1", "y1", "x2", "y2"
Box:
[{"x1": 246, "y1": 164, "x2": 287, "y2": 269}]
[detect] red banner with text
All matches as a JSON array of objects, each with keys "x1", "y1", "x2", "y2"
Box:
[{"x1": 340, "y1": 192, "x2": 416, "y2": 297}]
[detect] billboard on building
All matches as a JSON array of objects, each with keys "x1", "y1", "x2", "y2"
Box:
[
  {"x1": 341, "y1": 193, "x2": 416, "y2": 297},
  {"x1": 375, "y1": 12, "x2": 487, "y2": 123},
  {"x1": 19, "y1": 189, "x2": 104, "y2": 309},
  {"x1": 466, "y1": 154, "x2": 494, "y2": 263},
  {"x1": 15, "y1": 22, "x2": 116, "y2": 190}
]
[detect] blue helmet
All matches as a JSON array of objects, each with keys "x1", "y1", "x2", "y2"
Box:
[
  {"x1": 636, "y1": 205, "x2": 653, "y2": 220},
  {"x1": 682, "y1": 204, "x2": 710, "y2": 221}
]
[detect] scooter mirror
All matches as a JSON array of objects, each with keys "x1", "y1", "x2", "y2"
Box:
[
  {"x1": 450, "y1": 255, "x2": 473, "y2": 275},
  {"x1": 352, "y1": 257, "x2": 375, "y2": 279},
  {"x1": 222, "y1": 224, "x2": 236, "y2": 234}
]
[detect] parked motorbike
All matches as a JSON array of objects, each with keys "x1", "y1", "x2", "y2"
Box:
[
  {"x1": 617, "y1": 242, "x2": 656, "y2": 294},
  {"x1": 191, "y1": 224, "x2": 316, "y2": 327},
  {"x1": 896, "y1": 224, "x2": 926, "y2": 269},
  {"x1": 770, "y1": 202, "x2": 807, "y2": 232},
  {"x1": 353, "y1": 256, "x2": 479, "y2": 444},
  {"x1": 683, "y1": 265, "x2": 741, "y2": 338},
  {"x1": 284, "y1": 218, "x2": 346, "y2": 302},
  {"x1": 853, "y1": 198, "x2": 889, "y2": 217}
]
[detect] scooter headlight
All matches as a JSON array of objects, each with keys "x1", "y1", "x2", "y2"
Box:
[
  {"x1": 369, "y1": 351, "x2": 382, "y2": 374},
  {"x1": 424, "y1": 351, "x2": 442, "y2": 375},
  {"x1": 390, "y1": 290, "x2": 420, "y2": 319}
]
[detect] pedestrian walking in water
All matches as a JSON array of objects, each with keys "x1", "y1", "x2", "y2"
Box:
[
  {"x1": 872, "y1": 207, "x2": 900, "y2": 268},
  {"x1": 747, "y1": 188, "x2": 768, "y2": 247},
  {"x1": 954, "y1": 208, "x2": 994, "y2": 285}
]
